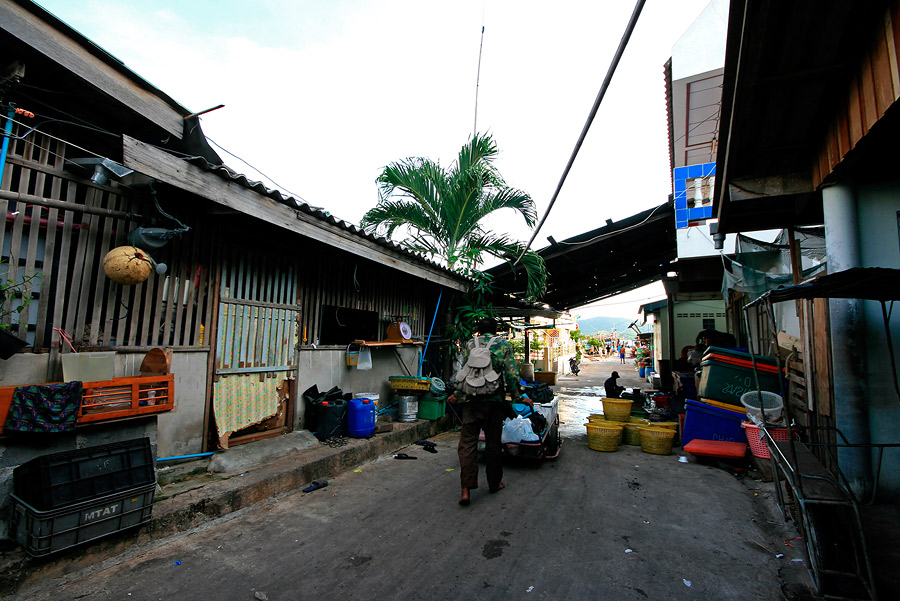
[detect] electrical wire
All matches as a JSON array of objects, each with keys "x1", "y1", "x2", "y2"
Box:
[
  {"x1": 514, "y1": 0, "x2": 647, "y2": 266},
  {"x1": 554, "y1": 203, "x2": 667, "y2": 247},
  {"x1": 204, "y1": 135, "x2": 312, "y2": 206}
]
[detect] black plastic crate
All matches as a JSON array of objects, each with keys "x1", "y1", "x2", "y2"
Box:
[
  {"x1": 11, "y1": 483, "x2": 155, "y2": 556},
  {"x1": 13, "y1": 438, "x2": 155, "y2": 511}
]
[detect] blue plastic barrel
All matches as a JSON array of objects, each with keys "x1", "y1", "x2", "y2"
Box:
[
  {"x1": 347, "y1": 398, "x2": 376, "y2": 438},
  {"x1": 639, "y1": 366, "x2": 646, "y2": 378}
]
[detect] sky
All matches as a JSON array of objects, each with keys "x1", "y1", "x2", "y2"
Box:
[{"x1": 35, "y1": 0, "x2": 712, "y2": 318}]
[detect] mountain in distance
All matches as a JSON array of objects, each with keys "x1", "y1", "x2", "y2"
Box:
[{"x1": 576, "y1": 315, "x2": 640, "y2": 338}]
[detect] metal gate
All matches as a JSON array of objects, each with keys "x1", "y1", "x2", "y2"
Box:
[{"x1": 212, "y1": 252, "x2": 299, "y2": 445}]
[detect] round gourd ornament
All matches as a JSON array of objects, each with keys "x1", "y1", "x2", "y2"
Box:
[{"x1": 103, "y1": 246, "x2": 153, "y2": 285}]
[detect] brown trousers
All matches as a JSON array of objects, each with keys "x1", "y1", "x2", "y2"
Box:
[{"x1": 457, "y1": 400, "x2": 505, "y2": 490}]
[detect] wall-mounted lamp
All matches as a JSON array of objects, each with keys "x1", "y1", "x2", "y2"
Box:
[{"x1": 65, "y1": 157, "x2": 133, "y2": 186}]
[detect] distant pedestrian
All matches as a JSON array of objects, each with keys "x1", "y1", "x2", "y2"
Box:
[{"x1": 619, "y1": 345, "x2": 625, "y2": 364}]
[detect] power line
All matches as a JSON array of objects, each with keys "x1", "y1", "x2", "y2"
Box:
[{"x1": 514, "y1": 0, "x2": 647, "y2": 266}]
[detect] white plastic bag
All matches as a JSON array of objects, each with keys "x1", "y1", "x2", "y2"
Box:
[
  {"x1": 501, "y1": 415, "x2": 539, "y2": 443},
  {"x1": 356, "y1": 347, "x2": 372, "y2": 370}
]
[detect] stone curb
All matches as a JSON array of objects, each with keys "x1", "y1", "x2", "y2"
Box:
[{"x1": 0, "y1": 417, "x2": 454, "y2": 598}]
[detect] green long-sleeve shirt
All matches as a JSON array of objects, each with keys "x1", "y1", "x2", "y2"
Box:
[{"x1": 455, "y1": 333, "x2": 522, "y2": 403}]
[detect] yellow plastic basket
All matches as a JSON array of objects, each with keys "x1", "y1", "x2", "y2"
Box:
[
  {"x1": 389, "y1": 376, "x2": 431, "y2": 391},
  {"x1": 586, "y1": 422, "x2": 624, "y2": 452},
  {"x1": 601, "y1": 398, "x2": 632, "y2": 422},
  {"x1": 623, "y1": 422, "x2": 644, "y2": 446},
  {"x1": 628, "y1": 417, "x2": 650, "y2": 424},
  {"x1": 638, "y1": 426, "x2": 676, "y2": 455},
  {"x1": 586, "y1": 414, "x2": 607, "y2": 422},
  {"x1": 647, "y1": 421, "x2": 678, "y2": 430}
]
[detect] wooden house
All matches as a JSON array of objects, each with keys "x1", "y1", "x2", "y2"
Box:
[{"x1": 0, "y1": 0, "x2": 468, "y2": 496}]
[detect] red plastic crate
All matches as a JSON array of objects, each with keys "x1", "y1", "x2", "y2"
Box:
[{"x1": 683, "y1": 439, "x2": 748, "y2": 459}]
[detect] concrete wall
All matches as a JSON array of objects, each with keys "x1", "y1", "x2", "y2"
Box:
[
  {"x1": 295, "y1": 346, "x2": 421, "y2": 429},
  {"x1": 155, "y1": 351, "x2": 210, "y2": 458},
  {"x1": 856, "y1": 182, "x2": 900, "y2": 498}
]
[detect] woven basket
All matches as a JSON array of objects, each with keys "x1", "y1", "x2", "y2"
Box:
[
  {"x1": 639, "y1": 426, "x2": 676, "y2": 455},
  {"x1": 586, "y1": 422, "x2": 624, "y2": 452},
  {"x1": 623, "y1": 423, "x2": 644, "y2": 446},
  {"x1": 647, "y1": 421, "x2": 678, "y2": 430},
  {"x1": 601, "y1": 398, "x2": 632, "y2": 422},
  {"x1": 586, "y1": 414, "x2": 607, "y2": 422},
  {"x1": 628, "y1": 417, "x2": 650, "y2": 424}
]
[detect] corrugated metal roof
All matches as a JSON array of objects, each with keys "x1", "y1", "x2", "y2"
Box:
[{"x1": 185, "y1": 156, "x2": 467, "y2": 281}]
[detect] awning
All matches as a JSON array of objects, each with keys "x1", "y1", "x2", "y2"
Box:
[
  {"x1": 713, "y1": 1, "x2": 892, "y2": 233},
  {"x1": 488, "y1": 201, "x2": 676, "y2": 310},
  {"x1": 745, "y1": 268, "x2": 900, "y2": 308}
]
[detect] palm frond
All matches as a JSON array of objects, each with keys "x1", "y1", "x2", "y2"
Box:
[
  {"x1": 360, "y1": 200, "x2": 435, "y2": 239},
  {"x1": 377, "y1": 158, "x2": 446, "y2": 224},
  {"x1": 463, "y1": 232, "x2": 547, "y2": 300},
  {"x1": 473, "y1": 187, "x2": 538, "y2": 228}
]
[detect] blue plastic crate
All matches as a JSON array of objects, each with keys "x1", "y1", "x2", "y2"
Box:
[{"x1": 682, "y1": 399, "x2": 746, "y2": 446}]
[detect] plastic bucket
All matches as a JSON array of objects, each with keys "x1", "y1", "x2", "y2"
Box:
[
  {"x1": 638, "y1": 366, "x2": 646, "y2": 378},
  {"x1": 345, "y1": 345, "x2": 360, "y2": 366},
  {"x1": 740, "y1": 391, "x2": 784, "y2": 425}
]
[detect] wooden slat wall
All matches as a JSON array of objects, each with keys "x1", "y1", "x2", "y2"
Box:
[
  {"x1": 0, "y1": 124, "x2": 215, "y2": 351},
  {"x1": 814, "y1": 1, "x2": 900, "y2": 186}
]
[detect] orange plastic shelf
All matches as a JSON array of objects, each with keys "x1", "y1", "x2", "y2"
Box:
[{"x1": 0, "y1": 374, "x2": 174, "y2": 434}]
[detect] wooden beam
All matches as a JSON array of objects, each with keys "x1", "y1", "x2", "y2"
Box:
[
  {"x1": 121, "y1": 136, "x2": 468, "y2": 292},
  {"x1": 727, "y1": 173, "x2": 814, "y2": 201},
  {"x1": 1, "y1": 2, "x2": 183, "y2": 139}
]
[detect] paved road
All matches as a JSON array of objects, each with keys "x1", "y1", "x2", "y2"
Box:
[{"x1": 11, "y1": 357, "x2": 810, "y2": 601}]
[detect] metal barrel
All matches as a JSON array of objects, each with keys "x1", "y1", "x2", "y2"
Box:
[{"x1": 397, "y1": 395, "x2": 419, "y2": 422}]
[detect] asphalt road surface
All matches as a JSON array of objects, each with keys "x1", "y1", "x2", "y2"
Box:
[{"x1": 11, "y1": 357, "x2": 808, "y2": 601}]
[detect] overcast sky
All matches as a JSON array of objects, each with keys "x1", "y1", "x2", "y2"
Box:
[{"x1": 35, "y1": 0, "x2": 711, "y2": 318}]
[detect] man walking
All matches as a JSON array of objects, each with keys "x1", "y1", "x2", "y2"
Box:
[{"x1": 448, "y1": 318, "x2": 532, "y2": 506}]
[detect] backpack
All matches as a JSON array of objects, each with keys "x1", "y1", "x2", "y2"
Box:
[{"x1": 454, "y1": 336, "x2": 504, "y2": 396}]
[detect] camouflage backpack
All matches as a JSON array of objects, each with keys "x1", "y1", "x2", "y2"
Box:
[{"x1": 454, "y1": 336, "x2": 504, "y2": 396}]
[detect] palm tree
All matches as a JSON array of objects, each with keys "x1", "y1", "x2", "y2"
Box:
[{"x1": 360, "y1": 132, "x2": 547, "y2": 299}]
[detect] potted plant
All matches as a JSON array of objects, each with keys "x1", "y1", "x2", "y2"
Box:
[{"x1": 0, "y1": 262, "x2": 39, "y2": 359}]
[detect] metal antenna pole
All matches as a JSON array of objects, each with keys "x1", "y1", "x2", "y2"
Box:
[{"x1": 474, "y1": 24, "x2": 485, "y2": 137}]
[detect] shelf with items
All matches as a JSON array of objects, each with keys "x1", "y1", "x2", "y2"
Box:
[{"x1": 0, "y1": 374, "x2": 175, "y2": 435}]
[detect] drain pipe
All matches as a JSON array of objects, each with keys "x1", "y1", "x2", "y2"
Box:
[
  {"x1": 0, "y1": 107, "x2": 15, "y2": 190},
  {"x1": 822, "y1": 181, "x2": 871, "y2": 499}
]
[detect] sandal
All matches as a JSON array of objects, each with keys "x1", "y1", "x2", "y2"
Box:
[
  {"x1": 393, "y1": 453, "x2": 417, "y2": 460},
  {"x1": 302, "y1": 480, "x2": 329, "y2": 493}
]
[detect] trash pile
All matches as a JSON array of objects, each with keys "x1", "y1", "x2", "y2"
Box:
[{"x1": 302, "y1": 385, "x2": 377, "y2": 443}]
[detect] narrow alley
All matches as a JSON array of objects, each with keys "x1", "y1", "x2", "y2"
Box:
[{"x1": 6, "y1": 357, "x2": 812, "y2": 601}]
